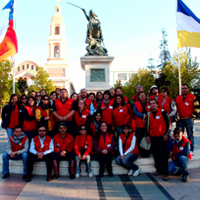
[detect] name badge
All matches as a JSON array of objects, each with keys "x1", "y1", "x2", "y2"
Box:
[
  {"x1": 19, "y1": 143, "x2": 22, "y2": 146},
  {"x1": 85, "y1": 145, "x2": 88, "y2": 149},
  {"x1": 41, "y1": 144, "x2": 44, "y2": 148},
  {"x1": 19, "y1": 110, "x2": 22, "y2": 113},
  {"x1": 82, "y1": 115, "x2": 87, "y2": 118},
  {"x1": 119, "y1": 109, "x2": 123, "y2": 112},
  {"x1": 156, "y1": 116, "x2": 160, "y2": 119},
  {"x1": 185, "y1": 102, "x2": 189, "y2": 106},
  {"x1": 180, "y1": 147, "x2": 184, "y2": 151},
  {"x1": 107, "y1": 144, "x2": 111, "y2": 147},
  {"x1": 161, "y1": 109, "x2": 164, "y2": 112},
  {"x1": 109, "y1": 106, "x2": 113, "y2": 109},
  {"x1": 148, "y1": 106, "x2": 150, "y2": 109}
]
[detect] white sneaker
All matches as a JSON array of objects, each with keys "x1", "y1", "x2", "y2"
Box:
[
  {"x1": 190, "y1": 151, "x2": 194, "y2": 156},
  {"x1": 132, "y1": 168, "x2": 140, "y2": 177},
  {"x1": 88, "y1": 172, "x2": 93, "y2": 177},
  {"x1": 75, "y1": 173, "x2": 80, "y2": 178},
  {"x1": 127, "y1": 169, "x2": 133, "y2": 176}
]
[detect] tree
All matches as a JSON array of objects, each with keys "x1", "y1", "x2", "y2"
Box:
[
  {"x1": 147, "y1": 56, "x2": 156, "y2": 75},
  {"x1": 0, "y1": 60, "x2": 13, "y2": 112},
  {"x1": 30, "y1": 67, "x2": 56, "y2": 95},
  {"x1": 17, "y1": 77, "x2": 28, "y2": 95}
]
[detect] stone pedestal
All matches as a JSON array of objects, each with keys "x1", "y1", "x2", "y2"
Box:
[{"x1": 80, "y1": 56, "x2": 114, "y2": 93}]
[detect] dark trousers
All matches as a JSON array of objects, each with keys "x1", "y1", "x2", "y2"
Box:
[
  {"x1": 135, "y1": 128, "x2": 150, "y2": 157},
  {"x1": 25, "y1": 130, "x2": 37, "y2": 141},
  {"x1": 53, "y1": 152, "x2": 75, "y2": 175},
  {"x1": 151, "y1": 136, "x2": 168, "y2": 176},
  {"x1": 95, "y1": 152, "x2": 113, "y2": 174},
  {"x1": 27, "y1": 152, "x2": 53, "y2": 176}
]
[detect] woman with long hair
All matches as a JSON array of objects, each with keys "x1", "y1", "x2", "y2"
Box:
[
  {"x1": 93, "y1": 121, "x2": 114, "y2": 178},
  {"x1": 36, "y1": 95, "x2": 55, "y2": 138},
  {"x1": 88, "y1": 92, "x2": 98, "y2": 110},
  {"x1": 49, "y1": 91, "x2": 57, "y2": 106},
  {"x1": 116, "y1": 123, "x2": 140, "y2": 177},
  {"x1": 90, "y1": 111, "x2": 102, "y2": 137},
  {"x1": 74, "y1": 124, "x2": 93, "y2": 178}
]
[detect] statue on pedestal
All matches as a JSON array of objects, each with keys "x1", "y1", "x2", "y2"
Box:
[{"x1": 67, "y1": 2, "x2": 108, "y2": 56}]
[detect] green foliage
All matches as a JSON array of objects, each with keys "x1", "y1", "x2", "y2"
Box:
[
  {"x1": 30, "y1": 67, "x2": 56, "y2": 96},
  {"x1": 17, "y1": 77, "x2": 28, "y2": 95},
  {"x1": 0, "y1": 60, "x2": 13, "y2": 111}
]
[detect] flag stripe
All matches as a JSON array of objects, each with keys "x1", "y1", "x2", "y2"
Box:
[{"x1": 177, "y1": 30, "x2": 200, "y2": 48}]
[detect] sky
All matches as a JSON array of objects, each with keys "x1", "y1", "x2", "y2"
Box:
[{"x1": 1, "y1": 0, "x2": 200, "y2": 91}]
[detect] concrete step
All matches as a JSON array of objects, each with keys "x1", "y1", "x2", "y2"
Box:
[{"x1": 0, "y1": 151, "x2": 199, "y2": 176}]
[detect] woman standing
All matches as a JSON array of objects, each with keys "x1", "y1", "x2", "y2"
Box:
[
  {"x1": 116, "y1": 123, "x2": 140, "y2": 177},
  {"x1": 90, "y1": 111, "x2": 102, "y2": 137},
  {"x1": 74, "y1": 125, "x2": 93, "y2": 178},
  {"x1": 36, "y1": 95, "x2": 55, "y2": 138},
  {"x1": 23, "y1": 97, "x2": 37, "y2": 140},
  {"x1": 94, "y1": 122, "x2": 115, "y2": 178},
  {"x1": 49, "y1": 91, "x2": 57, "y2": 106},
  {"x1": 2, "y1": 94, "x2": 22, "y2": 137}
]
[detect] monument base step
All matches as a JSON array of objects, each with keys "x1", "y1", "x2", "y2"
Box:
[{"x1": 0, "y1": 151, "x2": 199, "y2": 176}]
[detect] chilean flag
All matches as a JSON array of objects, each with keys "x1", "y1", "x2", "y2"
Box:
[{"x1": 0, "y1": 0, "x2": 18, "y2": 62}]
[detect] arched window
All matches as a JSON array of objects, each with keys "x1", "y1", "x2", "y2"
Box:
[
  {"x1": 55, "y1": 26, "x2": 59, "y2": 35},
  {"x1": 54, "y1": 46, "x2": 59, "y2": 58}
]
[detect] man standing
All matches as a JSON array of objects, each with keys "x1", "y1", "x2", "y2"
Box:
[
  {"x1": 167, "y1": 128, "x2": 191, "y2": 182},
  {"x1": 52, "y1": 88, "x2": 77, "y2": 134},
  {"x1": 2, "y1": 126, "x2": 29, "y2": 179},
  {"x1": 149, "y1": 85, "x2": 163, "y2": 108},
  {"x1": 26, "y1": 126, "x2": 54, "y2": 182},
  {"x1": 145, "y1": 99, "x2": 170, "y2": 181},
  {"x1": 176, "y1": 84, "x2": 199, "y2": 155},
  {"x1": 131, "y1": 84, "x2": 144, "y2": 107}
]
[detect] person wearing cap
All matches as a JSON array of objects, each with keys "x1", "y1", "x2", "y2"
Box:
[
  {"x1": 167, "y1": 128, "x2": 192, "y2": 182},
  {"x1": 26, "y1": 126, "x2": 54, "y2": 182},
  {"x1": 52, "y1": 88, "x2": 77, "y2": 135},
  {"x1": 134, "y1": 91, "x2": 151, "y2": 157},
  {"x1": 131, "y1": 84, "x2": 144, "y2": 107},
  {"x1": 53, "y1": 123, "x2": 75, "y2": 179},
  {"x1": 74, "y1": 124, "x2": 93, "y2": 178},
  {"x1": 2, "y1": 125, "x2": 29, "y2": 180},
  {"x1": 97, "y1": 90, "x2": 114, "y2": 131},
  {"x1": 116, "y1": 123, "x2": 140, "y2": 177},
  {"x1": 160, "y1": 87, "x2": 177, "y2": 122},
  {"x1": 176, "y1": 84, "x2": 199, "y2": 155},
  {"x1": 149, "y1": 85, "x2": 163, "y2": 108},
  {"x1": 145, "y1": 99, "x2": 170, "y2": 181}
]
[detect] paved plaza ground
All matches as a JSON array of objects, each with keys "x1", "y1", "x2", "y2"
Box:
[{"x1": 0, "y1": 121, "x2": 200, "y2": 200}]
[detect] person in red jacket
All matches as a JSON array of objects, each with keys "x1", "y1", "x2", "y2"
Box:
[
  {"x1": 2, "y1": 126, "x2": 29, "y2": 179},
  {"x1": 26, "y1": 126, "x2": 54, "y2": 182},
  {"x1": 74, "y1": 124, "x2": 93, "y2": 178},
  {"x1": 23, "y1": 97, "x2": 37, "y2": 140},
  {"x1": 115, "y1": 87, "x2": 130, "y2": 104},
  {"x1": 167, "y1": 128, "x2": 191, "y2": 182},
  {"x1": 53, "y1": 123, "x2": 75, "y2": 179},
  {"x1": 94, "y1": 121, "x2": 115, "y2": 178},
  {"x1": 131, "y1": 84, "x2": 144, "y2": 107},
  {"x1": 149, "y1": 85, "x2": 163, "y2": 108},
  {"x1": 176, "y1": 84, "x2": 200, "y2": 155},
  {"x1": 116, "y1": 123, "x2": 140, "y2": 176},
  {"x1": 90, "y1": 111, "x2": 102, "y2": 137},
  {"x1": 88, "y1": 92, "x2": 98, "y2": 110},
  {"x1": 109, "y1": 88, "x2": 116, "y2": 101}
]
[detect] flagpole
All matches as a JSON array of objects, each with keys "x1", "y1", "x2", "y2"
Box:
[{"x1": 12, "y1": 0, "x2": 17, "y2": 94}]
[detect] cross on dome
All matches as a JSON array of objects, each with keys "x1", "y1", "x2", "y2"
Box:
[{"x1": 56, "y1": 0, "x2": 60, "y2": 5}]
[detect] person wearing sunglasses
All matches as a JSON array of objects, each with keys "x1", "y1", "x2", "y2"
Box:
[
  {"x1": 26, "y1": 126, "x2": 54, "y2": 182},
  {"x1": 167, "y1": 128, "x2": 192, "y2": 182},
  {"x1": 35, "y1": 92, "x2": 41, "y2": 108},
  {"x1": 20, "y1": 94, "x2": 28, "y2": 108},
  {"x1": 23, "y1": 97, "x2": 37, "y2": 140},
  {"x1": 116, "y1": 123, "x2": 140, "y2": 177},
  {"x1": 36, "y1": 95, "x2": 55, "y2": 138},
  {"x1": 149, "y1": 85, "x2": 163, "y2": 108},
  {"x1": 53, "y1": 123, "x2": 75, "y2": 179},
  {"x1": 74, "y1": 125, "x2": 93, "y2": 178}
]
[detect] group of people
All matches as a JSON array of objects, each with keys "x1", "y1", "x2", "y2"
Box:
[{"x1": 1, "y1": 84, "x2": 199, "y2": 183}]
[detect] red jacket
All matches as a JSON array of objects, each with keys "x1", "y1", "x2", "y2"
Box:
[
  {"x1": 101, "y1": 100, "x2": 114, "y2": 125},
  {"x1": 84, "y1": 98, "x2": 92, "y2": 110},
  {"x1": 113, "y1": 105, "x2": 130, "y2": 126},
  {"x1": 98, "y1": 132, "x2": 113, "y2": 151},
  {"x1": 131, "y1": 94, "x2": 140, "y2": 103},
  {"x1": 74, "y1": 109, "x2": 90, "y2": 129},
  {"x1": 54, "y1": 98, "x2": 73, "y2": 121},
  {"x1": 135, "y1": 101, "x2": 151, "y2": 128},
  {"x1": 33, "y1": 135, "x2": 52, "y2": 152},
  {"x1": 74, "y1": 134, "x2": 93, "y2": 156},
  {"x1": 123, "y1": 96, "x2": 129, "y2": 104},
  {"x1": 9, "y1": 135, "x2": 28, "y2": 152},
  {"x1": 176, "y1": 93, "x2": 195, "y2": 119},
  {"x1": 23, "y1": 106, "x2": 37, "y2": 132},
  {"x1": 120, "y1": 133, "x2": 138, "y2": 155},
  {"x1": 93, "y1": 100, "x2": 98, "y2": 110},
  {"x1": 53, "y1": 133, "x2": 74, "y2": 153},
  {"x1": 90, "y1": 122, "x2": 96, "y2": 136},
  {"x1": 149, "y1": 108, "x2": 167, "y2": 137},
  {"x1": 7, "y1": 104, "x2": 20, "y2": 129},
  {"x1": 149, "y1": 93, "x2": 163, "y2": 108},
  {"x1": 161, "y1": 97, "x2": 173, "y2": 115}
]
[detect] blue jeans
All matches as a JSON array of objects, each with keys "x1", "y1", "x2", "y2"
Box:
[
  {"x1": 177, "y1": 118, "x2": 194, "y2": 151},
  {"x1": 6, "y1": 128, "x2": 13, "y2": 138},
  {"x1": 2, "y1": 152, "x2": 28, "y2": 175},
  {"x1": 168, "y1": 155, "x2": 190, "y2": 175},
  {"x1": 75, "y1": 155, "x2": 92, "y2": 173},
  {"x1": 116, "y1": 153, "x2": 139, "y2": 171}
]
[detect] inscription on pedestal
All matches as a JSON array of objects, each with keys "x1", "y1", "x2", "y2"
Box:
[{"x1": 90, "y1": 68, "x2": 105, "y2": 82}]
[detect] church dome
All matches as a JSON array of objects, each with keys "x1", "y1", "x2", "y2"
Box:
[{"x1": 51, "y1": 4, "x2": 63, "y2": 23}]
